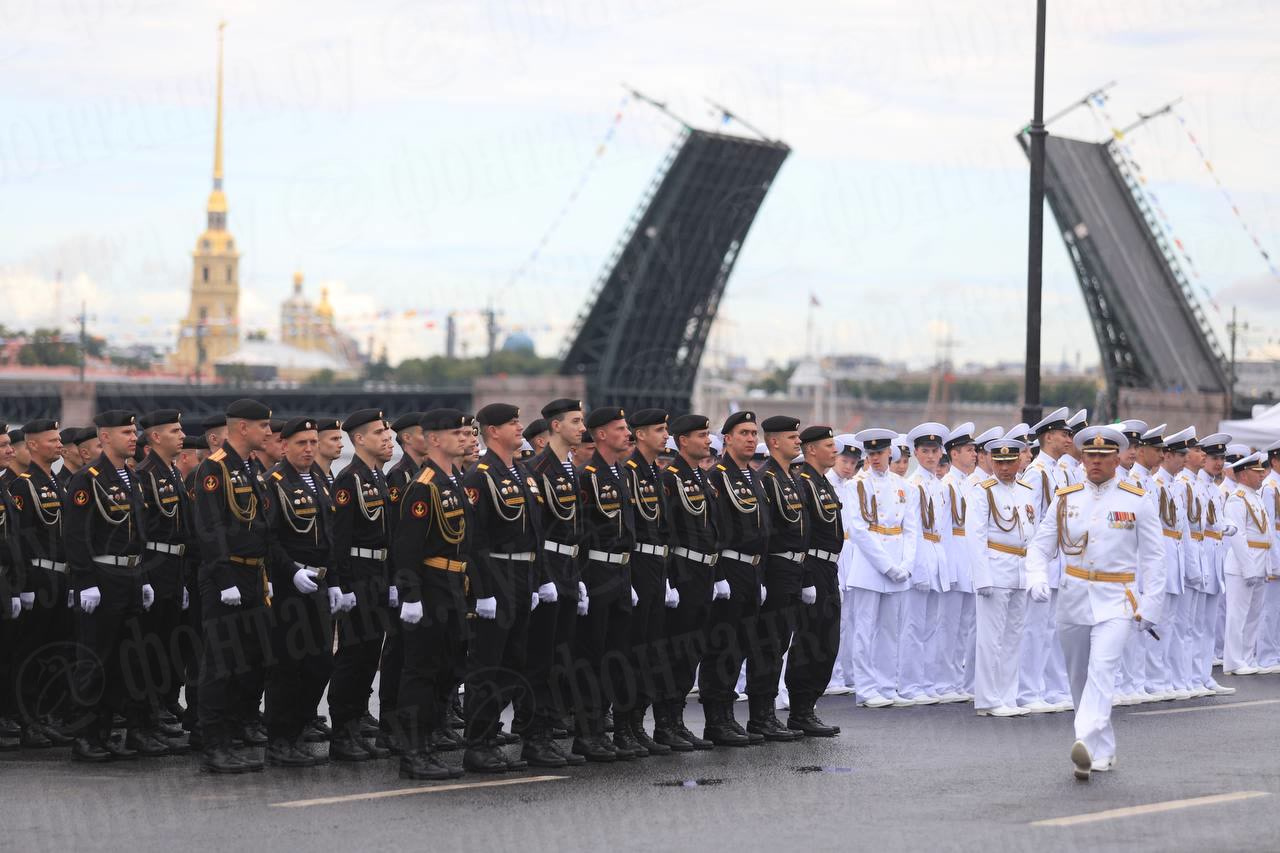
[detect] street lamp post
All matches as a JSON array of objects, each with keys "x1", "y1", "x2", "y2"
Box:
[{"x1": 1022, "y1": 0, "x2": 1048, "y2": 427}]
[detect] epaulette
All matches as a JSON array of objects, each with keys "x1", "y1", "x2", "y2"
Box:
[
  {"x1": 666, "y1": 466, "x2": 679, "y2": 473},
  {"x1": 209, "y1": 449, "x2": 226, "y2": 462},
  {"x1": 271, "y1": 471, "x2": 283, "y2": 481},
  {"x1": 584, "y1": 465, "x2": 596, "y2": 473},
  {"x1": 980, "y1": 477, "x2": 997, "y2": 489},
  {"x1": 415, "y1": 467, "x2": 435, "y2": 485},
  {"x1": 1118, "y1": 481, "x2": 1144, "y2": 497},
  {"x1": 715, "y1": 463, "x2": 727, "y2": 471},
  {"x1": 625, "y1": 459, "x2": 638, "y2": 469},
  {"x1": 18, "y1": 472, "x2": 30, "y2": 479},
  {"x1": 1017, "y1": 480, "x2": 1033, "y2": 490},
  {"x1": 799, "y1": 471, "x2": 811, "y2": 479},
  {"x1": 1236, "y1": 489, "x2": 1245, "y2": 498},
  {"x1": 1056, "y1": 483, "x2": 1084, "y2": 497},
  {"x1": 477, "y1": 463, "x2": 489, "y2": 471},
  {"x1": 87, "y1": 467, "x2": 99, "y2": 477}
]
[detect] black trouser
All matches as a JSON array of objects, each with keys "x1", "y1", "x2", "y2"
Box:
[
  {"x1": 745, "y1": 556, "x2": 804, "y2": 702},
  {"x1": 328, "y1": 572, "x2": 388, "y2": 732},
  {"x1": 658, "y1": 556, "x2": 712, "y2": 704},
  {"x1": 0, "y1": 605, "x2": 17, "y2": 723},
  {"x1": 378, "y1": 602, "x2": 403, "y2": 727},
  {"x1": 181, "y1": 573, "x2": 203, "y2": 731},
  {"x1": 516, "y1": 553, "x2": 577, "y2": 732},
  {"x1": 264, "y1": 590, "x2": 333, "y2": 742},
  {"x1": 399, "y1": 592, "x2": 465, "y2": 751},
  {"x1": 197, "y1": 573, "x2": 271, "y2": 748},
  {"x1": 570, "y1": 558, "x2": 633, "y2": 730},
  {"x1": 627, "y1": 551, "x2": 667, "y2": 711},
  {"x1": 14, "y1": 566, "x2": 74, "y2": 725},
  {"x1": 136, "y1": 594, "x2": 183, "y2": 723},
  {"x1": 465, "y1": 579, "x2": 530, "y2": 745},
  {"x1": 70, "y1": 577, "x2": 147, "y2": 740},
  {"x1": 698, "y1": 557, "x2": 760, "y2": 705},
  {"x1": 784, "y1": 559, "x2": 841, "y2": 712}
]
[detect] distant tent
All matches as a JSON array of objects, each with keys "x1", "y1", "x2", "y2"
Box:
[{"x1": 1220, "y1": 402, "x2": 1280, "y2": 449}]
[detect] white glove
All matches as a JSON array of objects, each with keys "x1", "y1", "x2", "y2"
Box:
[
  {"x1": 976, "y1": 586, "x2": 994, "y2": 598},
  {"x1": 531, "y1": 592, "x2": 540, "y2": 611},
  {"x1": 10, "y1": 597, "x2": 19, "y2": 619},
  {"x1": 341, "y1": 591, "x2": 357, "y2": 611},
  {"x1": 913, "y1": 579, "x2": 930, "y2": 592},
  {"x1": 1028, "y1": 582, "x2": 1050, "y2": 603},
  {"x1": 328, "y1": 586, "x2": 343, "y2": 614},
  {"x1": 800, "y1": 585, "x2": 817, "y2": 605},
  {"x1": 267, "y1": 582, "x2": 273, "y2": 599},
  {"x1": 886, "y1": 566, "x2": 910, "y2": 584},
  {"x1": 81, "y1": 586, "x2": 102, "y2": 614},
  {"x1": 19, "y1": 591, "x2": 34, "y2": 611},
  {"x1": 388, "y1": 585, "x2": 399, "y2": 608},
  {"x1": 664, "y1": 580, "x2": 680, "y2": 609},
  {"x1": 476, "y1": 596, "x2": 497, "y2": 620},
  {"x1": 760, "y1": 584, "x2": 768, "y2": 605},
  {"x1": 220, "y1": 586, "x2": 242, "y2": 606},
  {"x1": 293, "y1": 568, "x2": 319, "y2": 594},
  {"x1": 577, "y1": 582, "x2": 589, "y2": 616},
  {"x1": 141, "y1": 583, "x2": 155, "y2": 610},
  {"x1": 713, "y1": 580, "x2": 731, "y2": 600},
  {"x1": 630, "y1": 586, "x2": 639, "y2": 607},
  {"x1": 537, "y1": 581, "x2": 558, "y2": 604},
  {"x1": 1222, "y1": 523, "x2": 1239, "y2": 537},
  {"x1": 1135, "y1": 617, "x2": 1156, "y2": 633},
  {"x1": 400, "y1": 600, "x2": 423, "y2": 624},
  {"x1": 67, "y1": 589, "x2": 74, "y2": 608},
  {"x1": 182, "y1": 587, "x2": 190, "y2": 610},
  {"x1": 1247, "y1": 575, "x2": 1265, "y2": 588}
]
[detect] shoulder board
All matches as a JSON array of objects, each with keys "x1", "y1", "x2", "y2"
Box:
[
  {"x1": 764, "y1": 469, "x2": 777, "y2": 477},
  {"x1": 625, "y1": 459, "x2": 638, "y2": 469},
  {"x1": 416, "y1": 467, "x2": 435, "y2": 485},
  {"x1": 1056, "y1": 483, "x2": 1084, "y2": 497},
  {"x1": 87, "y1": 467, "x2": 99, "y2": 477},
  {"x1": 715, "y1": 463, "x2": 727, "y2": 471},
  {"x1": 980, "y1": 477, "x2": 997, "y2": 489},
  {"x1": 18, "y1": 472, "x2": 30, "y2": 479},
  {"x1": 271, "y1": 471, "x2": 283, "y2": 481},
  {"x1": 666, "y1": 466, "x2": 679, "y2": 473},
  {"x1": 1118, "y1": 481, "x2": 1145, "y2": 496},
  {"x1": 209, "y1": 449, "x2": 226, "y2": 462},
  {"x1": 799, "y1": 471, "x2": 811, "y2": 479},
  {"x1": 584, "y1": 465, "x2": 596, "y2": 473},
  {"x1": 477, "y1": 463, "x2": 489, "y2": 471},
  {"x1": 1236, "y1": 489, "x2": 1246, "y2": 498},
  {"x1": 1017, "y1": 480, "x2": 1033, "y2": 490}
]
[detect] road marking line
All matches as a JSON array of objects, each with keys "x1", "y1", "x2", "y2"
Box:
[
  {"x1": 270, "y1": 775, "x2": 569, "y2": 808},
  {"x1": 1127, "y1": 699, "x2": 1280, "y2": 716},
  {"x1": 1031, "y1": 791, "x2": 1269, "y2": 827}
]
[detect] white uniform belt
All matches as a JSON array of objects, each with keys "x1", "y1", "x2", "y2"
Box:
[
  {"x1": 543, "y1": 541, "x2": 580, "y2": 558},
  {"x1": 297, "y1": 564, "x2": 327, "y2": 575},
  {"x1": 587, "y1": 549, "x2": 630, "y2": 565},
  {"x1": 350, "y1": 547, "x2": 387, "y2": 560},
  {"x1": 93, "y1": 555, "x2": 140, "y2": 568},
  {"x1": 806, "y1": 548, "x2": 839, "y2": 563},
  {"x1": 32, "y1": 559, "x2": 67, "y2": 573},
  {"x1": 633, "y1": 543, "x2": 668, "y2": 557},
  {"x1": 146, "y1": 542, "x2": 186, "y2": 556},
  {"x1": 721, "y1": 549, "x2": 761, "y2": 566},
  {"x1": 491, "y1": 552, "x2": 536, "y2": 561},
  {"x1": 770, "y1": 551, "x2": 805, "y2": 563},
  {"x1": 672, "y1": 547, "x2": 717, "y2": 565}
]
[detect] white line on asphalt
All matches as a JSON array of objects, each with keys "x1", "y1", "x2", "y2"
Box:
[
  {"x1": 1127, "y1": 699, "x2": 1280, "y2": 717},
  {"x1": 1031, "y1": 791, "x2": 1270, "y2": 827},
  {"x1": 270, "y1": 775, "x2": 570, "y2": 808}
]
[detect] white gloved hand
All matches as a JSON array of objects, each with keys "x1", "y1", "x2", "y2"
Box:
[
  {"x1": 476, "y1": 596, "x2": 498, "y2": 620},
  {"x1": 328, "y1": 586, "x2": 343, "y2": 615},
  {"x1": 1028, "y1": 582, "x2": 1050, "y2": 603},
  {"x1": 886, "y1": 566, "x2": 910, "y2": 584},
  {"x1": 10, "y1": 597, "x2": 19, "y2": 619},
  {"x1": 712, "y1": 580, "x2": 731, "y2": 600},
  {"x1": 400, "y1": 600, "x2": 423, "y2": 625},
  {"x1": 537, "y1": 581, "x2": 558, "y2": 604},
  {"x1": 1221, "y1": 523, "x2": 1239, "y2": 537},
  {"x1": 531, "y1": 592, "x2": 540, "y2": 611},
  {"x1": 1135, "y1": 617, "x2": 1156, "y2": 633},
  {"x1": 577, "y1": 582, "x2": 589, "y2": 616},
  {"x1": 913, "y1": 579, "x2": 930, "y2": 592},
  {"x1": 801, "y1": 585, "x2": 817, "y2": 605},
  {"x1": 182, "y1": 587, "x2": 190, "y2": 610},
  {"x1": 141, "y1": 583, "x2": 155, "y2": 610},
  {"x1": 388, "y1": 585, "x2": 400, "y2": 608},
  {"x1": 220, "y1": 586, "x2": 242, "y2": 606},
  {"x1": 67, "y1": 589, "x2": 74, "y2": 608},
  {"x1": 293, "y1": 567, "x2": 319, "y2": 594},
  {"x1": 1246, "y1": 575, "x2": 1265, "y2": 588},
  {"x1": 81, "y1": 586, "x2": 102, "y2": 614},
  {"x1": 665, "y1": 580, "x2": 680, "y2": 609},
  {"x1": 630, "y1": 586, "x2": 639, "y2": 607},
  {"x1": 760, "y1": 584, "x2": 768, "y2": 605},
  {"x1": 340, "y1": 591, "x2": 357, "y2": 611},
  {"x1": 976, "y1": 586, "x2": 994, "y2": 598},
  {"x1": 19, "y1": 591, "x2": 34, "y2": 611}
]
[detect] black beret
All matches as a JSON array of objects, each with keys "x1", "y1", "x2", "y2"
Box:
[
  {"x1": 390, "y1": 412, "x2": 425, "y2": 433},
  {"x1": 477, "y1": 403, "x2": 520, "y2": 427},
  {"x1": 627, "y1": 408, "x2": 668, "y2": 429},
  {"x1": 269, "y1": 418, "x2": 286, "y2": 434},
  {"x1": 139, "y1": 409, "x2": 182, "y2": 430},
  {"x1": 721, "y1": 411, "x2": 756, "y2": 434},
  {"x1": 586, "y1": 407, "x2": 626, "y2": 430},
  {"x1": 421, "y1": 409, "x2": 469, "y2": 431},
  {"x1": 74, "y1": 427, "x2": 99, "y2": 445},
  {"x1": 542, "y1": 398, "x2": 583, "y2": 420},
  {"x1": 6, "y1": 429, "x2": 23, "y2": 444},
  {"x1": 799, "y1": 425, "x2": 834, "y2": 444},
  {"x1": 579, "y1": 429, "x2": 595, "y2": 445},
  {"x1": 280, "y1": 417, "x2": 318, "y2": 439},
  {"x1": 226, "y1": 399, "x2": 271, "y2": 421},
  {"x1": 23, "y1": 418, "x2": 59, "y2": 434},
  {"x1": 461, "y1": 414, "x2": 477, "y2": 429},
  {"x1": 182, "y1": 435, "x2": 209, "y2": 451},
  {"x1": 202, "y1": 413, "x2": 226, "y2": 431},
  {"x1": 343, "y1": 408, "x2": 384, "y2": 433},
  {"x1": 761, "y1": 415, "x2": 801, "y2": 433},
  {"x1": 315, "y1": 418, "x2": 342, "y2": 433},
  {"x1": 522, "y1": 419, "x2": 549, "y2": 440},
  {"x1": 59, "y1": 427, "x2": 79, "y2": 445},
  {"x1": 670, "y1": 414, "x2": 710, "y2": 436},
  {"x1": 93, "y1": 410, "x2": 135, "y2": 428}
]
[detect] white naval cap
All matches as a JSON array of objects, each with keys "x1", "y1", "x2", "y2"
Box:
[
  {"x1": 835, "y1": 433, "x2": 862, "y2": 456},
  {"x1": 894, "y1": 433, "x2": 910, "y2": 449},
  {"x1": 855, "y1": 428, "x2": 897, "y2": 453},
  {"x1": 907, "y1": 422, "x2": 948, "y2": 447},
  {"x1": 987, "y1": 437, "x2": 1026, "y2": 461},
  {"x1": 1139, "y1": 423, "x2": 1168, "y2": 446},
  {"x1": 1198, "y1": 433, "x2": 1231, "y2": 456},
  {"x1": 1031, "y1": 407, "x2": 1070, "y2": 435},
  {"x1": 1162, "y1": 426, "x2": 1196, "y2": 452},
  {"x1": 519, "y1": 439, "x2": 533, "y2": 453},
  {"x1": 709, "y1": 434, "x2": 724, "y2": 455},
  {"x1": 664, "y1": 436, "x2": 677, "y2": 452},
  {"x1": 1119, "y1": 419, "x2": 1148, "y2": 442},
  {"x1": 1074, "y1": 425, "x2": 1127, "y2": 454},
  {"x1": 1067, "y1": 409, "x2": 1089, "y2": 433},
  {"x1": 974, "y1": 426, "x2": 1004, "y2": 449},
  {"x1": 1265, "y1": 438, "x2": 1280, "y2": 457},
  {"x1": 1226, "y1": 443, "x2": 1251, "y2": 461},
  {"x1": 753, "y1": 441, "x2": 768, "y2": 458},
  {"x1": 944, "y1": 422, "x2": 975, "y2": 450},
  {"x1": 1229, "y1": 451, "x2": 1267, "y2": 471},
  {"x1": 1004, "y1": 423, "x2": 1031, "y2": 443},
  {"x1": 890, "y1": 445, "x2": 903, "y2": 463}
]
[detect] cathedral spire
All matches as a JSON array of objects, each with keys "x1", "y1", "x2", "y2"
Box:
[{"x1": 207, "y1": 21, "x2": 228, "y2": 228}]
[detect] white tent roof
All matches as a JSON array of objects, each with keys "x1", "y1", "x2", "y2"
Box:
[{"x1": 1219, "y1": 402, "x2": 1280, "y2": 450}]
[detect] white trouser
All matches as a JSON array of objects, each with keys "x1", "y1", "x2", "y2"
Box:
[
  {"x1": 960, "y1": 593, "x2": 977, "y2": 693},
  {"x1": 1144, "y1": 592, "x2": 1180, "y2": 693},
  {"x1": 1198, "y1": 591, "x2": 1222, "y2": 685},
  {"x1": 1059, "y1": 617, "x2": 1131, "y2": 763},
  {"x1": 932, "y1": 589, "x2": 966, "y2": 694},
  {"x1": 1215, "y1": 592, "x2": 1226, "y2": 660},
  {"x1": 1044, "y1": 620, "x2": 1071, "y2": 703},
  {"x1": 1018, "y1": 588, "x2": 1057, "y2": 705},
  {"x1": 1186, "y1": 589, "x2": 1210, "y2": 688},
  {"x1": 1116, "y1": 610, "x2": 1146, "y2": 695},
  {"x1": 851, "y1": 589, "x2": 903, "y2": 699},
  {"x1": 898, "y1": 588, "x2": 940, "y2": 698},
  {"x1": 1168, "y1": 590, "x2": 1196, "y2": 689},
  {"x1": 836, "y1": 588, "x2": 858, "y2": 687},
  {"x1": 1224, "y1": 574, "x2": 1267, "y2": 672},
  {"x1": 974, "y1": 588, "x2": 1027, "y2": 710},
  {"x1": 1256, "y1": 581, "x2": 1280, "y2": 667}
]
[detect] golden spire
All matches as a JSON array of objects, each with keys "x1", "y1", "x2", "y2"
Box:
[{"x1": 206, "y1": 21, "x2": 228, "y2": 223}]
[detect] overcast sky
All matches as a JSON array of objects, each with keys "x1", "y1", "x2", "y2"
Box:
[{"x1": 2, "y1": 0, "x2": 1278, "y2": 369}]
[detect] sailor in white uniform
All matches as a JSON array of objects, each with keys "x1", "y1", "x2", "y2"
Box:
[
  {"x1": 1148, "y1": 427, "x2": 1196, "y2": 699},
  {"x1": 1254, "y1": 440, "x2": 1280, "y2": 672},
  {"x1": 897, "y1": 423, "x2": 950, "y2": 705},
  {"x1": 935, "y1": 423, "x2": 977, "y2": 703},
  {"x1": 1191, "y1": 434, "x2": 1235, "y2": 695},
  {"x1": 1222, "y1": 452, "x2": 1278, "y2": 675},
  {"x1": 824, "y1": 435, "x2": 860, "y2": 695}
]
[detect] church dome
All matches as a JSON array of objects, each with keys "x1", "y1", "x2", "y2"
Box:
[{"x1": 502, "y1": 331, "x2": 535, "y2": 353}]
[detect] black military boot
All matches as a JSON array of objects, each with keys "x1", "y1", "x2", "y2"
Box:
[
  {"x1": 462, "y1": 742, "x2": 509, "y2": 773},
  {"x1": 125, "y1": 729, "x2": 171, "y2": 757},
  {"x1": 102, "y1": 734, "x2": 138, "y2": 761},
  {"x1": 240, "y1": 720, "x2": 268, "y2": 746},
  {"x1": 611, "y1": 711, "x2": 646, "y2": 759},
  {"x1": 20, "y1": 726, "x2": 52, "y2": 749},
  {"x1": 375, "y1": 725, "x2": 406, "y2": 756},
  {"x1": 430, "y1": 726, "x2": 462, "y2": 752},
  {"x1": 446, "y1": 696, "x2": 465, "y2": 730},
  {"x1": 747, "y1": 697, "x2": 804, "y2": 742},
  {"x1": 571, "y1": 718, "x2": 617, "y2": 763},
  {"x1": 329, "y1": 724, "x2": 372, "y2": 762},
  {"x1": 400, "y1": 748, "x2": 453, "y2": 781},
  {"x1": 201, "y1": 745, "x2": 249, "y2": 774},
  {"x1": 787, "y1": 706, "x2": 840, "y2": 737},
  {"x1": 671, "y1": 703, "x2": 712, "y2": 750},
  {"x1": 37, "y1": 718, "x2": 74, "y2": 746},
  {"x1": 302, "y1": 717, "x2": 332, "y2": 742},
  {"x1": 521, "y1": 722, "x2": 568, "y2": 768},
  {"x1": 358, "y1": 713, "x2": 381, "y2": 738},
  {"x1": 651, "y1": 703, "x2": 693, "y2": 753},
  {"x1": 267, "y1": 738, "x2": 316, "y2": 767},
  {"x1": 631, "y1": 707, "x2": 672, "y2": 756},
  {"x1": 703, "y1": 704, "x2": 750, "y2": 747},
  {"x1": 71, "y1": 737, "x2": 111, "y2": 762}
]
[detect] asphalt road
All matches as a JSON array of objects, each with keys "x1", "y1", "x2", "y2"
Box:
[{"x1": 5, "y1": 672, "x2": 1280, "y2": 853}]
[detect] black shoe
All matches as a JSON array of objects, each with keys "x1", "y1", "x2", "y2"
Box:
[
  {"x1": 652, "y1": 726, "x2": 694, "y2": 752},
  {"x1": 233, "y1": 746, "x2": 265, "y2": 772},
  {"x1": 154, "y1": 719, "x2": 185, "y2": 739},
  {"x1": 157, "y1": 709, "x2": 179, "y2": 727},
  {"x1": 703, "y1": 705, "x2": 750, "y2": 747},
  {"x1": 0, "y1": 716, "x2": 20, "y2": 737},
  {"x1": 375, "y1": 730, "x2": 406, "y2": 756},
  {"x1": 493, "y1": 728, "x2": 520, "y2": 746},
  {"x1": 463, "y1": 745, "x2": 508, "y2": 773},
  {"x1": 102, "y1": 737, "x2": 138, "y2": 761},
  {"x1": 71, "y1": 738, "x2": 111, "y2": 762},
  {"x1": 364, "y1": 737, "x2": 392, "y2": 759},
  {"x1": 500, "y1": 747, "x2": 529, "y2": 771},
  {"x1": 301, "y1": 721, "x2": 330, "y2": 743},
  {"x1": 672, "y1": 709, "x2": 712, "y2": 750},
  {"x1": 201, "y1": 746, "x2": 249, "y2": 774},
  {"x1": 612, "y1": 724, "x2": 646, "y2": 759},
  {"x1": 521, "y1": 737, "x2": 568, "y2": 768},
  {"x1": 570, "y1": 735, "x2": 616, "y2": 762},
  {"x1": 267, "y1": 739, "x2": 317, "y2": 767},
  {"x1": 748, "y1": 698, "x2": 804, "y2": 742},
  {"x1": 400, "y1": 749, "x2": 453, "y2": 781},
  {"x1": 729, "y1": 717, "x2": 765, "y2": 745},
  {"x1": 125, "y1": 729, "x2": 170, "y2": 757},
  {"x1": 631, "y1": 710, "x2": 672, "y2": 756},
  {"x1": 154, "y1": 731, "x2": 192, "y2": 755},
  {"x1": 549, "y1": 737, "x2": 586, "y2": 766},
  {"x1": 329, "y1": 730, "x2": 372, "y2": 762},
  {"x1": 37, "y1": 720, "x2": 74, "y2": 746},
  {"x1": 0, "y1": 735, "x2": 19, "y2": 752},
  {"x1": 240, "y1": 721, "x2": 268, "y2": 746},
  {"x1": 787, "y1": 710, "x2": 840, "y2": 737},
  {"x1": 358, "y1": 713, "x2": 381, "y2": 738},
  {"x1": 166, "y1": 701, "x2": 186, "y2": 720},
  {"x1": 20, "y1": 727, "x2": 52, "y2": 749},
  {"x1": 429, "y1": 727, "x2": 461, "y2": 752},
  {"x1": 446, "y1": 699, "x2": 465, "y2": 730}
]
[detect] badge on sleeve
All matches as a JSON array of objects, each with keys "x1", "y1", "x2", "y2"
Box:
[
  {"x1": 410, "y1": 500, "x2": 428, "y2": 518},
  {"x1": 389, "y1": 486, "x2": 401, "y2": 503},
  {"x1": 335, "y1": 489, "x2": 351, "y2": 506},
  {"x1": 12, "y1": 495, "x2": 22, "y2": 510},
  {"x1": 73, "y1": 490, "x2": 89, "y2": 506},
  {"x1": 203, "y1": 475, "x2": 219, "y2": 493}
]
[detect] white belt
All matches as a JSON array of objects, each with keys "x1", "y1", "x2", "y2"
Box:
[
  {"x1": 94, "y1": 555, "x2": 140, "y2": 568},
  {"x1": 633, "y1": 543, "x2": 668, "y2": 557},
  {"x1": 350, "y1": 547, "x2": 387, "y2": 560},
  {"x1": 672, "y1": 546, "x2": 717, "y2": 565},
  {"x1": 298, "y1": 564, "x2": 327, "y2": 575},
  {"x1": 146, "y1": 542, "x2": 186, "y2": 556},
  {"x1": 543, "y1": 541, "x2": 580, "y2": 558},
  {"x1": 587, "y1": 549, "x2": 630, "y2": 565},
  {"x1": 721, "y1": 549, "x2": 761, "y2": 567},
  {"x1": 33, "y1": 559, "x2": 67, "y2": 574},
  {"x1": 807, "y1": 548, "x2": 839, "y2": 563},
  {"x1": 771, "y1": 551, "x2": 805, "y2": 564},
  {"x1": 491, "y1": 552, "x2": 536, "y2": 561}
]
